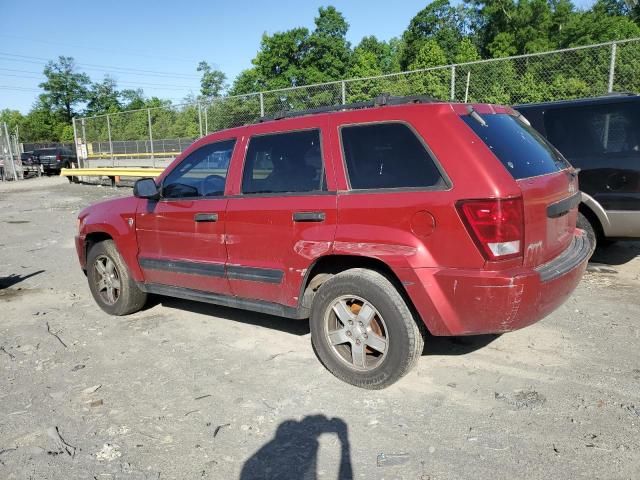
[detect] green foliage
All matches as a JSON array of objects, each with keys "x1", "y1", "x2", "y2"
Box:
[
  {"x1": 11, "y1": 2, "x2": 640, "y2": 143},
  {"x1": 197, "y1": 61, "x2": 227, "y2": 99},
  {"x1": 39, "y1": 56, "x2": 90, "y2": 123}
]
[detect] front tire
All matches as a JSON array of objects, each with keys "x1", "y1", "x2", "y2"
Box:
[
  {"x1": 310, "y1": 268, "x2": 425, "y2": 389},
  {"x1": 87, "y1": 240, "x2": 147, "y2": 315}
]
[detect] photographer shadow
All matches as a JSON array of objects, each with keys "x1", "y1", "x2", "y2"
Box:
[{"x1": 240, "y1": 415, "x2": 353, "y2": 480}]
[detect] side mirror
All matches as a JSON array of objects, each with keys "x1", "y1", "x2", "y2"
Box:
[{"x1": 133, "y1": 178, "x2": 160, "y2": 200}]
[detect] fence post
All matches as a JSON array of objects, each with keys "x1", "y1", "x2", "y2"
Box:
[
  {"x1": 3, "y1": 122, "x2": 18, "y2": 181},
  {"x1": 198, "y1": 103, "x2": 203, "y2": 138},
  {"x1": 450, "y1": 66, "x2": 456, "y2": 101},
  {"x1": 341, "y1": 80, "x2": 346, "y2": 104},
  {"x1": 608, "y1": 42, "x2": 617, "y2": 93},
  {"x1": 147, "y1": 108, "x2": 155, "y2": 168},
  {"x1": 259, "y1": 92, "x2": 265, "y2": 117},
  {"x1": 106, "y1": 114, "x2": 114, "y2": 166},
  {"x1": 204, "y1": 106, "x2": 209, "y2": 134},
  {"x1": 72, "y1": 117, "x2": 82, "y2": 169},
  {"x1": 464, "y1": 71, "x2": 471, "y2": 103}
]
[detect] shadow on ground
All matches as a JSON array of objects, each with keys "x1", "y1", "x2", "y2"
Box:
[
  {"x1": 423, "y1": 333, "x2": 500, "y2": 355},
  {"x1": 590, "y1": 241, "x2": 640, "y2": 266},
  {"x1": 0, "y1": 270, "x2": 45, "y2": 290},
  {"x1": 151, "y1": 295, "x2": 311, "y2": 336},
  {"x1": 240, "y1": 415, "x2": 353, "y2": 480}
]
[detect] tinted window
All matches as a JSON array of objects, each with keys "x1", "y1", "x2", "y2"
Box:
[
  {"x1": 162, "y1": 139, "x2": 235, "y2": 199},
  {"x1": 341, "y1": 123, "x2": 444, "y2": 189},
  {"x1": 242, "y1": 130, "x2": 325, "y2": 194},
  {"x1": 543, "y1": 102, "x2": 640, "y2": 158},
  {"x1": 462, "y1": 113, "x2": 570, "y2": 180}
]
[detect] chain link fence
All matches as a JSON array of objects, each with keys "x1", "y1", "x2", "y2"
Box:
[{"x1": 74, "y1": 37, "x2": 640, "y2": 165}]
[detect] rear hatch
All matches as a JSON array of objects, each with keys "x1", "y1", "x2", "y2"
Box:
[{"x1": 462, "y1": 111, "x2": 579, "y2": 267}]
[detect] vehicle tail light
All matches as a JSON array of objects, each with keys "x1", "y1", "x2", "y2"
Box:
[
  {"x1": 456, "y1": 197, "x2": 524, "y2": 260},
  {"x1": 56, "y1": 153, "x2": 62, "y2": 162}
]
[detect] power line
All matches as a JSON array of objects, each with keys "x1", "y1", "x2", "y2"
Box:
[
  {"x1": 0, "y1": 34, "x2": 207, "y2": 65},
  {"x1": 0, "y1": 52, "x2": 201, "y2": 79},
  {"x1": 0, "y1": 68, "x2": 200, "y2": 90}
]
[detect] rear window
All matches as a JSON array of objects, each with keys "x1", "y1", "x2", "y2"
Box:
[
  {"x1": 341, "y1": 122, "x2": 444, "y2": 190},
  {"x1": 462, "y1": 113, "x2": 570, "y2": 180}
]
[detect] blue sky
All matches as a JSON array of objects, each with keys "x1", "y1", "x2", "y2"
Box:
[{"x1": 1, "y1": 0, "x2": 595, "y2": 113}]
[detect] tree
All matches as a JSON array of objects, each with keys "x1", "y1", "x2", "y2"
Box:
[
  {"x1": 86, "y1": 76, "x2": 121, "y2": 116},
  {"x1": 354, "y1": 36, "x2": 402, "y2": 74},
  {"x1": 197, "y1": 61, "x2": 227, "y2": 99},
  {"x1": 39, "y1": 56, "x2": 90, "y2": 123},
  {"x1": 401, "y1": 0, "x2": 470, "y2": 68},
  {"x1": 302, "y1": 6, "x2": 352, "y2": 83},
  {"x1": 408, "y1": 40, "x2": 450, "y2": 99}
]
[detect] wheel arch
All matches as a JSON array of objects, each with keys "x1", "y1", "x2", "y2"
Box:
[
  {"x1": 580, "y1": 192, "x2": 610, "y2": 239},
  {"x1": 298, "y1": 254, "x2": 432, "y2": 334}
]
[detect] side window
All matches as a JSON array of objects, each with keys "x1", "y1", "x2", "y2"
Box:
[
  {"x1": 242, "y1": 130, "x2": 325, "y2": 194},
  {"x1": 162, "y1": 139, "x2": 235, "y2": 199},
  {"x1": 545, "y1": 103, "x2": 640, "y2": 158},
  {"x1": 341, "y1": 123, "x2": 444, "y2": 190}
]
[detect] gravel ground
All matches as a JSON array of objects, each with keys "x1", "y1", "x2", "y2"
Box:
[{"x1": 1, "y1": 177, "x2": 639, "y2": 480}]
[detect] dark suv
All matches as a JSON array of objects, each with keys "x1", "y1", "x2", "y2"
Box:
[
  {"x1": 32, "y1": 147, "x2": 77, "y2": 175},
  {"x1": 517, "y1": 94, "x2": 640, "y2": 246},
  {"x1": 75, "y1": 97, "x2": 592, "y2": 389}
]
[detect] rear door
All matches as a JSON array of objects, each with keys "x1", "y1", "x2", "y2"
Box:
[
  {"x1": 135, "y1": 139, "x2": 236, "y2": 294},
  {"x1": 462, "y1": 113, "x2": 579, "y2": 267},
  {"x1": 224, "y1": 119, "x2": 337, "y2": 308}
]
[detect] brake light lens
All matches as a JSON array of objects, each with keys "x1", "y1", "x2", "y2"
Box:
[
  {"x1": 56, "y1": 153, "x2": 62, "y2": 162},
  {"x1": 456, "y1": 197, "x2": 524, "y2": 260}
]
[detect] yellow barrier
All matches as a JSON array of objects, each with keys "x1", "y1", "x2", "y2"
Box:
[
  {"x1": 59, "y1": 167, "x2": 165, "y2": 177},
  {"x1": 86, "y1": 152, "x2": 179, "y2": 158}
]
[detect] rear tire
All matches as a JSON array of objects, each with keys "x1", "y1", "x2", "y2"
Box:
[
  {"x1": 310, "y1": 268, "x2": 424, "y2": 389},
  {"x1": 87, "y1": 240, "x2": 147, "y2": 316}
]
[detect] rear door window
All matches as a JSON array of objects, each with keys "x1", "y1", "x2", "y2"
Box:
[
  {"x1": 241, "y1": 130, "x2": 325, "y2": 194},
  {"x1": 462, "y1": 113, "x2": 570, "y2": 179},
  {"x1": 340, "y1": 122, "x2": 444, "y2": 189},
  {"x1": 543, "y1": 102, "x2": 640, "y2": 158}
]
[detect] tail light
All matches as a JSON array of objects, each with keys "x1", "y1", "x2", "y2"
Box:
[
  {"x1": 456, "y1": 197, "x2": 524, "y2": 260},
  {"x1": 56, "y1": 153, "x2": 62, "y2": 162}
]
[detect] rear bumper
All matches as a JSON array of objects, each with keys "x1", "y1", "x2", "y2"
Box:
[{"x1": 403, "y1": 230, "x2": 594, "y2": 336}]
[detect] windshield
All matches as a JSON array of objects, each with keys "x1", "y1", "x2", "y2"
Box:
[{"x1": 462, "y1": 113, "x2": 570, "y2": 180}]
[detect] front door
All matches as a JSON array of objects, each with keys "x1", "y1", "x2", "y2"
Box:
[
  {"x1": 225, "y1": 123, "x2": 337, "y2": 308},
  {"x1": 136, "y1": 139, "x2": 236, "y2": 294}
]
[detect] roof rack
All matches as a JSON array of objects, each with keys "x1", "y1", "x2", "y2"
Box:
[{"x1": 258, "y1": 94, "x2": 440, "y2": 122}]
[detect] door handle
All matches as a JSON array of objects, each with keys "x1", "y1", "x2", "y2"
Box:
[
  {"x1": 293, "y1": 211, "x2": 326, "y2": 222},
  {"x1": 194, "y1": 213, "x2": 218, "y2": 222}
]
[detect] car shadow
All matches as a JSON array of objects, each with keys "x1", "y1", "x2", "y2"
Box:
[
  {"x1": 240, "y1": 415, "x2": 353, "y2": 480},
  {"x1": 0, "y1": 270, "x2": 45, "y2": 290},
  {"x1": 590, "y1": 241, "x2": 640, "y2": 266},
  {"x1": 422, "y1": 332, "x2": 500, "y2": 356},
  {"x1": 147, "y1": 295, "x2": 311, "y2": 336}
]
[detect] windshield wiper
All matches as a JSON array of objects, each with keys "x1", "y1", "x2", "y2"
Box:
[{"x1": 467, "y1": 106, "x2": 487, "y2": 127}]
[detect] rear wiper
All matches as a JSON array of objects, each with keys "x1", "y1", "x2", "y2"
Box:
[{"x1": 467, "y1": 106, "x2": 487, "y2": 127}]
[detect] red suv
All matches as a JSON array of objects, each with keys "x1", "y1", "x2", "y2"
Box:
[{"x1": 75, "y1": 96, "x2": 593, "y2": 389}]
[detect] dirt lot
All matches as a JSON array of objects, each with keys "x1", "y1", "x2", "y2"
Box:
[{"x1": 1, "y1": 177, "x2": 639, "y2": 480}]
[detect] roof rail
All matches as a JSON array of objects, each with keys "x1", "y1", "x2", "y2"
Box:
[{"x1": 258, "y1": 94, "x2": 441, "y2": 122}]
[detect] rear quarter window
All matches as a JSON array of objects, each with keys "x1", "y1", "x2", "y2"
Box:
[
  {"x1": 462, "y1": 113, "x2": 570, "y2": 180},
  {"x1": 340, "y1": 122, "x2": 445, "y2": 190}
]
